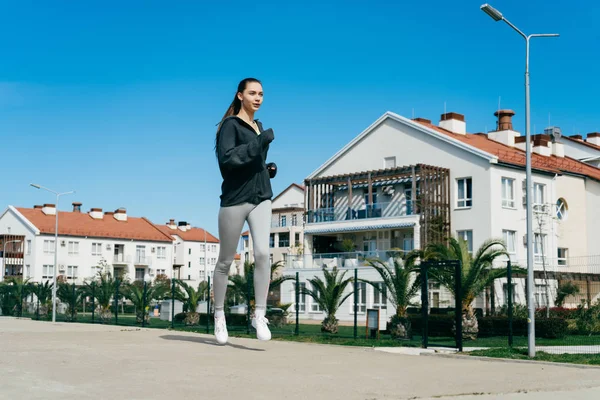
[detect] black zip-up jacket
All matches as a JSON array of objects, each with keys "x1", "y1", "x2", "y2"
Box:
[{"x1": 216, "y1": 116, "x2": 275, "y2": 207}]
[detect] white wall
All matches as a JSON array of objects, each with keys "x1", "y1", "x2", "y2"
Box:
[
  {"x1": 179, "y1": 240, "x2": 220, "y2": 287},
  {"x1": 272, "y1": 186, "x2": 304, "y2": 209},
  {"x1": 586, "y1": 180, "x2": 600, "y2": 257},
  {"x1": 562, "y1": 139, "x2": 600, "y2": 161},
  {"x1": 0, "y1": 209, "x2": 37, "y2": 281},
  {"x1": 556, "y1": 175, "x2": 588, "y2": 258}
]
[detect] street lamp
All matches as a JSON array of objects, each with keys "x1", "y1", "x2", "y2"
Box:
[
  {"x1": 480, "y1": 3, "x2": 559, "y2": 358},
  {"x1": 2, "y1": 240, "x2": 22, "y2": 282},
  {"x1": 30, "y1": 183, "x2": 75, "y2": 323}
]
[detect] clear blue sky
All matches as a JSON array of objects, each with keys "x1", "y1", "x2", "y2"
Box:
[{"x1": 2, "y1": 0, "x2": 598, "y2": 238}]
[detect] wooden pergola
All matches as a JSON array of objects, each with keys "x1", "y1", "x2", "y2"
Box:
[{"x1": 304, "y1": 164, "x2": 451, "y2": 248}]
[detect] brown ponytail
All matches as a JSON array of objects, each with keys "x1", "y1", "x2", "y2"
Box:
[{"x1": 215, "y1": 77, "x2": 261, "y2": 153}]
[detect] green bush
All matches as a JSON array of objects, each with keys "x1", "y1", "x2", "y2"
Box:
[{"x1": 478, "y1": 317, "x2": 567, "y2": 339}]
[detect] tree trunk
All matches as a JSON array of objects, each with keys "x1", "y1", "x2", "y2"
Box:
[{"x1": 321, "y1": 315, "x2": 339, "y2": 334}]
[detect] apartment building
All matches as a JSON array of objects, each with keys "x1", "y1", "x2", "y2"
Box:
[
  {"x1": 280, "y1": 108, "x2": 600, "y2": 324},
  {"x1": 0, "y1": 203, "x2": 174, "y2": 284}
]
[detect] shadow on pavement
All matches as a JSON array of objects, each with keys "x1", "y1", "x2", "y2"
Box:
[{"x1": 160, "y1": 334, "x2": 265, "y2": 352}]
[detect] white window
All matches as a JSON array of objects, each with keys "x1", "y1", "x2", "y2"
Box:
[
  {"x1": 211, "y1": 244, "x2": 217, "y2": 252},
  {"x1": 25, "y1": 265, "x2": 30, "y2": 278},
  {"x1": 502, "y1": 230, "x2": 516, "y2": 254},
  {"x1": 373, "y1": 282, "x2": 387, "y2": 309},
  {"x1": 295, "y1": 282, "x2": 306, "y2": 312},
  {"x1": 68, "y1": 241, "x2": 79, "y2": 255},
  {"x1": 310, "y1": 283, "x2": 322, "y2": 312},
  {"x1": 457, "y1": 230, "x2": 473, "y2": 253},
  {"x1": 156, "y1": 246, "x2": 166, "y2": 259},
  {"x1": 557, "y1": 248, "x2": 568, "y2": 266},
  {"x1": 156, "y1": 269, "x2": 166, "y2": 276},
  {"x1": 26, "y1": 240, "x2": 31, "y2": 255},
  {"x1": 67, "y1": 265, "x2": 78, "y2": 280},
  {"x1": 292, "y1": 214, "x2": 298, "y2": 226},
  {"x1": 136, "y1": 245, "x2": 146, "y2": 263},
  {"x1": 403, "y1": 233, "x2": 414, "y2": 252},
  {"x1": 42, "y1": 264, "x2": 54, "y2": 279},
  {"x1": 384, "y1": 156, "x2": 396, "y2": 169},
  {"x1": 533, "y1": 183, "x2": 545, "y2": 208},
  {"x1": 135, "y1": 268, "x2": 145, "y2": 280},
  {"x1": 281, "y1": 215, "x2": 287, "y2": 227},
  {"x1": 211, "y1": 258, "x2": 216, "y2": 265},
  {"x1": 556, "y1": 198, "x2": 568, "y2": 220},
  {"x1": 501, "y1": 178, "x2": 515, "y2": 208},
  {"x1": 200, "y1": 257, "x2": 205, "y2": 265},
  {"x1": 457, "y1": 178, "x2": 473, "y2": 208},
  {"x1": 92, "y1": 243, "x2": 102, "y2": 256},
  {"x1": 352, "y1": 282, "x2": 366, "y2": 314},
  {"x1": 44, "y1": 240, "x2": 55, "y2": 254},
  {"x1": 199, "y1": 271, "x2": 206, "y2": 281},
  {"x1": 534, "y1": 233, "x2": 547, "y2": 263},
  {"x1": 200, "y1": 244, "x2": 205, "y2": 251},
  {"x1": 535, "y1": 284, "x2": 549, "y2": 307}
]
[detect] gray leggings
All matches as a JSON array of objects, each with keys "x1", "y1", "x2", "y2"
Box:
[{"x1": 213, "y1": 200, "x2": 272, "y2": 312}]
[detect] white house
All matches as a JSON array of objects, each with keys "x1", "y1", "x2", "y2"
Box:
[
  {"x1": 0, "y1": 203, "x2": 175, "y2": 284},
  {"x1": 241, "y1": 183, "x2": 306, "y2": 267},
  {"x1": 157, "y1": 219, "x2": 226, "y2": 288},
  {"x1": 280, "y1": 108, "x2": 600, "y2": 325},
  {"x1": 558, "y1": 131, "x2": 600, "y2": 167}
]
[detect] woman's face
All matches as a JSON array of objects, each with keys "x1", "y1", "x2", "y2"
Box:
[{"x1": 238, "y1": 81, "x2": 263, "y2": 113}]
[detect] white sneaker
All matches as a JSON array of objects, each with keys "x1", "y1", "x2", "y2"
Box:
[
  {"x1": 252, "y1": 315, "x2": 271, "y2": 341},
  {"x1": 214, "y1": 316, "x2": 228, "y2": 345}
]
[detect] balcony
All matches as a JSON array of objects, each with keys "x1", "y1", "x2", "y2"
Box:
[
  {"x1": 286, "y1": 250, "x2": 409, "y2": 269},
  {"x1": 113, "y1": 254, "x2": 131, "y2": 264},
  {"x1": 134, "y1": 256, "x2": 152, "y2": 266},
  {"x1": 307, "y1": 200, "x2": 417, "y2": 224}
]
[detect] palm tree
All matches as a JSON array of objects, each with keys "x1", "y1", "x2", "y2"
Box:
[
  {"x1": 363, "y1": 251, "x2": 422, "y2": 339},
  {"x1": 34, "y1": 281, "x2": 53, "y2": 319},
  {"x1": 424, "y1": 237, "x2": 520, "y2": 340},
  {"x1": 228, "y1": 260, "x2": 293, "y2": 315},
  {"x1": 555, "y1": 281, "x2": 580, "y2": 308},
  {"x1": 175, "y1": 280, "x2": 204, "y2": 325},
  {"x1": 57, "y1": 282, "x2": 83, "y2": 322},
  {"x1": 83, "y1": 271, "x2": 119, "y2": 323},
  {"x1": 301, "y1": 266, "x2": 354, "y2": 334},
  {"x1": 123, "y1": 280, "x2": 170, "y2": 324},
  {"x1": 0, "y1": 277, "x2": 33, "y2": 316}
]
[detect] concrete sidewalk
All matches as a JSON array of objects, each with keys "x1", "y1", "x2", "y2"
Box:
[{"x1": 0, "y1": 318, "x2": 599, "y2": 400}]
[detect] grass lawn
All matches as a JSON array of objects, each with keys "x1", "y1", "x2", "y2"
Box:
[{"x1": 467, "y1": 348, "x2": 600, "y2": 366}]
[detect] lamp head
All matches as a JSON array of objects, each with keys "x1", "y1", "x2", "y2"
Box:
[{"x1": 481, "y1": 3, "x2": 503, "y2": 21}]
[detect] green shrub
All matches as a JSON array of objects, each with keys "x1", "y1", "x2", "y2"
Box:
[{"x1": 478, "y1": 317, "x2": 567, "y2": 339}]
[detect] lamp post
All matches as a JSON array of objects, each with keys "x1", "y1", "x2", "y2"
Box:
[
  {"x1": 2, "y1": 240, "x2": 22, "y2": 282},
  {"x1": 30, "y1": 184, "x2": 75, "y2": 323},
  {"x1": 480, "y1": 4, "x2": 559, "y2": 358}
]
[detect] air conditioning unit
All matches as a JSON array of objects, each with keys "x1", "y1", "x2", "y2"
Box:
[
  {"x1": 58, "y1": 265, "x2": 65, "y2": 272},
  {"x1": 106, "y1": 244, "x2": 112, "y2": 250},
  {"x1": 382, "y1": 185, "x2": 395, "y2": 196},
  {"x1": 151, "y1": 247, "x2": 155, "y2": 253},
  {"x1": 523, "y1": 234, "x2": 527, "y2": 246},
  {"x1": 61, "y1": 240, "x2": 66, "y2": 247}
]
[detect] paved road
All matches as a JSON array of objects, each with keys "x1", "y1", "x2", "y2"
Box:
[{"x1": 0, "y1": 318, "x2": 599, "y2": 400}]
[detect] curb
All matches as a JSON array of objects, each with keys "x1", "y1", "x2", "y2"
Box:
[{"x1": 421, "y1": 352, "x2": 600, "y2": 370}]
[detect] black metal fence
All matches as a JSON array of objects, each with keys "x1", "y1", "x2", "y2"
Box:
[{"x1": 1, "y1": 259, "x2": 599, "y2": 356}]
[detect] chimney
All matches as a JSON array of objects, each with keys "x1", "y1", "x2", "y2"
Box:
[
  {"x1": 439, "y1": 112, "x2": 466, "y2": 135},
  {"x1": 178, "y1": 221, "x2": 188, "y2": 231},
  {"x1": 167, "y1": 219, "x2": 177, "y2": 229},
  {"x1": 532, "y1": 135, "x2": 551, "y2": 157},
  {"x1": 489, "y1": 109, "x2": 518, "y2": 147},
  {"x1": 586, "y1": 132, "x2": 600, "y2": 146},
  {"x1": 186, "y1": 222, "x2": 191, "y2": 230},
  {"x1": 114, "y1": 208, "x2": 127, "y2": 222},
  {"x1": 72, "y1": 202, "x2": 82, "y2": 212},
  {"x1": 89, "y1": 208, "x2": 103, "y2": 220},
  {"x1": 545, "y1": 127, "x2": 564, "y2": 158},
  {"x1": 570, "y1": 134, "x2": 583, "y2": 140},
  {"x1": 42, "y1": 204, "x2": 56, "y2": 215},
  {"x1": 33, "y1": 205, "x2": 43, "y2": 209},
  {"x1": 412, "y1": 117, "x2": 432, "y2": 124}
]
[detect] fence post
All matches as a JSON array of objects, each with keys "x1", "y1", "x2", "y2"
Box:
[
  {"x1": 19, "y1": 283, "x2": 24, "y2": 317},
  {"x1": 421, "y1": 262, "x2": 429, "y2": 348},
  {"x1": 295, "y1": 272, "x2": 299, "y2": 336},
  {"x1": 142, "y1": 281, "x2": 147, "y2": 328},
  {"x1": 170, "y1": 279, "x2": 175, "y2": 329},
  {"x1": 91, "y1": 282, "x2": 95, "y2": 324},
  {"x1": 455, "y1": 261, "x2": 463, "y2": 352},
  {"x1": 353, "y1": 268, "x2": 358, "y2": 339},
  {"x1": 246, "y1": 273, "x2": 251, "y2": 335},
  {"x1": 114, "y1": 279, "x2": 119, "y2": 325},
  {"x1": 206, "y1": 276, "x2": 211, "y2": 334},
  {"x1": 36, "y1": 292, "x2": 40, "y2": 320},
  {"x1": 507, "y1": 260, "x2": 513, "y2": 348},
  {"x1": 71, "y1": 284, "x2": 76, "y2": 321}
]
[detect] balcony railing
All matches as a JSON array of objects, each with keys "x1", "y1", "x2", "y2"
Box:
[
  {"x1": 271, "y1": 221, "x2": 301, "y2": 228},
  {"x1": 306, "y1": 200, "x2": 418, "y2": 224},
  {"x1": 113, "y1": 254, "x2": 131, "y2": 264},
  {"x1": 285, "y1": 250, "x2": 410, "y2": 269},
  {"x1": 134, "y1": 256, "x2": 151, "y2": 266}
]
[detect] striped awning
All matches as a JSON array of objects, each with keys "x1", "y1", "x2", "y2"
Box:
[{"x1": 305, "y1": 221, "x2": 415, "y2": 235}]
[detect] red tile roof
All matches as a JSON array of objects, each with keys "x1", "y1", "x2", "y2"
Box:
[
  {"x1": 234, "y1": 253, "x2": 241, "y2": 260},
  {"x1": 157, "y1": 225, "x2": 219, "y2": 243},
  {"x1": 415, "y1": 121, "x2": 600, "y2": 182},
  {"x1": 17, "y1": 208, "x2": 173, "y2": 242}
]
